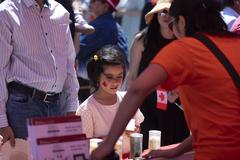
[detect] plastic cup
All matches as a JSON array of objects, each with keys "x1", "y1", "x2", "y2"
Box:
[
  {"x1": 130, "y1": 133, "x2": 143, "y2": 159},
  {"x1": 148, "y1": 130, "x2": 161, "y2": 150}
]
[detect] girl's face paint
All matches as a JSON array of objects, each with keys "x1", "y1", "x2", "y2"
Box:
[
  {"x1": 98, "y1": 65, "x2": 124, "y2": 95},
  {"x1": 102, "y1": 81, "x2": 108, "y2": 87}
]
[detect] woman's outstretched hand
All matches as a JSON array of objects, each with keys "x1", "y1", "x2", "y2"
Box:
[
  {"x1": 142, "y1": 148, "x2": 177, "y2": 159},
  {"x1": 89, "y1": 140, "x2": 113, "y2": 160}
]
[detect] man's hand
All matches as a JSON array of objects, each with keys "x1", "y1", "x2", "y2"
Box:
[{"x1": 0, "y1": 126, "x2": 15, "y2": 147}]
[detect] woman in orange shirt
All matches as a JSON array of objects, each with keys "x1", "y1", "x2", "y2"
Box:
[{"x1": 90, "y1": 0, "x2": 240, "y2": 159}]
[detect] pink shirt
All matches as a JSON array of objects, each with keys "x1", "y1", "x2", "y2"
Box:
[{"x1": 76, "y1": 91, "x2": 144, "y2": 153}]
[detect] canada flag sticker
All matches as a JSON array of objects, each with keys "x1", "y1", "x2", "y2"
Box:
[{"x1": 156, "y1": 86, "x2": 167, "y2": 110}]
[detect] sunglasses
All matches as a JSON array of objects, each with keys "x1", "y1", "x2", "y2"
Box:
[
  {"x1": 168, "y1": 17, "x2": 179, "y2": 30},
  {"x1": 158, "y1": 9, "x2": 169, "y2": 17}
]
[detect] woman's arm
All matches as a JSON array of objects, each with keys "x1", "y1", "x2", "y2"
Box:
[{"x1": 125, "y1": 33, "x2": 144, "y2": 89}]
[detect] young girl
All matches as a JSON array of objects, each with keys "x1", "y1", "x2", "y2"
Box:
[{"x1": 76, "y1": 45, "x2": 144, "y2": 155}]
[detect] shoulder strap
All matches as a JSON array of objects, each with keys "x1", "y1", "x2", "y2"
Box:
[{"x1": 192, "y1": 34, "x2": 240, "y2": 90}]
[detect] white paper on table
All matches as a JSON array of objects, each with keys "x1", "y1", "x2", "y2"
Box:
[
  {"x1": 27, "y1": 115, "x2": 83, "y2": 159},
  {"x1": 27, "y1": 115, "x2": 82, "y2": 138}
]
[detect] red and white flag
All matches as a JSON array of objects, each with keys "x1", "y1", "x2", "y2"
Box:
[{"x1": 156, "y1": 86, "x2": 167, "y2": 110}]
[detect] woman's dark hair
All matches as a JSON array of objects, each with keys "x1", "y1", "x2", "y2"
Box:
[
  {"x1": 223, "y1": 0, "x2": 234, "y2": 6},
  {"x1": 170, "y1": 0, "x2": 229, "y2": 35},
  {"x1": 139, "y1": 14, "x2": 163, "y2": 53},
  {"x1": 87, "y1": 45, "x2": 127, "y2": 92}
]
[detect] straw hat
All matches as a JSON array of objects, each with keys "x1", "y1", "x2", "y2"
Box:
[{"x1": 145, "y1": 0, "x2": 172, "y2": 25}]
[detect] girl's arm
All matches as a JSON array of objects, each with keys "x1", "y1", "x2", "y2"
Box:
[{"x1": 76, "y1": 105, "x2": 94, "y2": 138}]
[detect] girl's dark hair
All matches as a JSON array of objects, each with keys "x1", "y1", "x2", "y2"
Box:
[
  {"x1": 139, "y1": 14, "x2": 163, "y2": 53},
  {"x1": 87, "y1": 45, "x2": 127, "y2": 91},
  {"x1": 170, "y1": 0, "x2": 229, "y2": 35}
]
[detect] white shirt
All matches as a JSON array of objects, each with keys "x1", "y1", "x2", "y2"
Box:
[
  {"x1": 0, "y1": 0, "x2": 79, "y2": 127},
  {"x1": 76, "y1": 91, "x2": 144, "y2": 153},
  {"x1": 221, "y1": 6, "x2": 240, "y2": 30}
]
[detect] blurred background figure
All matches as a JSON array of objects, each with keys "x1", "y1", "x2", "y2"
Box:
[
  {"x1": 72, "y1": 0, "x2": 95, "y2": 34},
  {"x1": 231, "y1": 16, "x2": 240, "y2": 33},
  {"x1": 115, "y1": 0, "x2": 128, "y2": 24},
  {"x1": 56, "y1": 0, "x2": 95, "y2": 55},
  {"x1": 139, "y1": 0, "x2": 157, "y2": 30},
  {"x1": 117, "y1": 0, "x2": 145, "y2": 47},
  {"x1": 0, "y1": 135, "x2": 2, "y2": 150},
  {"x1": 221, "y1": 0, "x2": 240, "y2": 30},
  {"x1": 76, "y1": 0, "x2": 129, "y2": 102},
  {"x1": 126, "y1": 0, "x2": 189, "y2": 150}
]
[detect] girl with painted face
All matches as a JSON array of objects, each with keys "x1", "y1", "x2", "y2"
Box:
[{"x1": 76, "y1": 45, "x2": 144, "y2": 156}]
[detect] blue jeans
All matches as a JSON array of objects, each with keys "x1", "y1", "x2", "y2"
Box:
[{"x1": 6, "y1": 91, "x2": 62, "y2": 139}]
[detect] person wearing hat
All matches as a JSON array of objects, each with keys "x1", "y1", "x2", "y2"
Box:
[
  {"x1": 139, "y1": 0, "x2": 157, "y2": 30},
  {"x1": 90, "y1": 0, "x2": 240, "y2": 159},
  {"x1": 221, "y1": 0, "x2": 240, "y2": 30},
  {"x1": 126, "y1": 0, "x2": 189, "y2": 150},
  {"x1": 76, "y1": 0, "x2": 129, "y2": 102},
  {"x1": 119, "y1": 0, "x2": 145, "y2": 48},
  {"x1": 231, "y1": 15, "x2": 240, "y2": 34}
]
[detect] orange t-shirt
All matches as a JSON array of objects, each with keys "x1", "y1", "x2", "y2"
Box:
[{"x1": 151, "y1": 34, "x2": 240, "y2": 160}]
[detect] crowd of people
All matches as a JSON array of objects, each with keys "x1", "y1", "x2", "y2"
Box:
[{"x1": 0, "y1": 0, "x2": 239, "y2": 159}]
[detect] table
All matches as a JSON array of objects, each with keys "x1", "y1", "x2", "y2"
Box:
[{"x1": 140, "y1": 143, "x2": 194, "y2": 160}]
